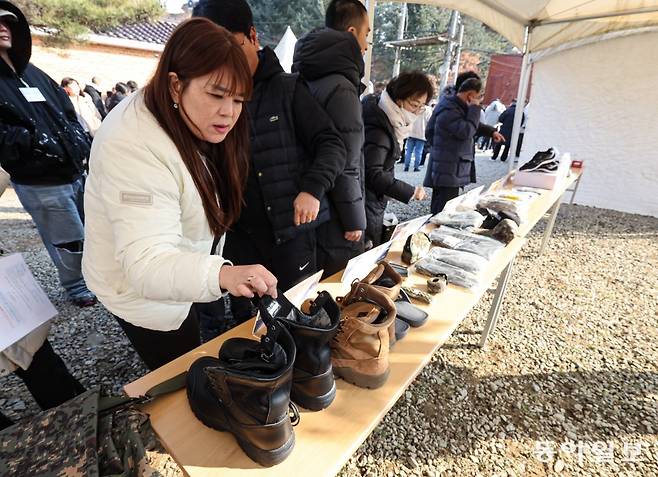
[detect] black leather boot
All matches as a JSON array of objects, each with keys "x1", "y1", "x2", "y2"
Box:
[
  {"x1": 261, "y1": 292, "x2": 340, "y2": 411},
  {"x1": 186, "y1": 315, "x2": 298, "y2": 467}
]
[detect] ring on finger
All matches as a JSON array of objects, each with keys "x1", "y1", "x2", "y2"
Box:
[{"x1": 247, "y1": 275, "x2": 254, "y2": 283}]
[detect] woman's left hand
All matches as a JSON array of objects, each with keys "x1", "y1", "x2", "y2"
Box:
[{"x1": 413, "y1": 185, "x2": 426, "y2": 201}]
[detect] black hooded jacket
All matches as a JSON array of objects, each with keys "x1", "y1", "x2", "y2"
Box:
[
  {"x1": 292, "y1": 28, "x2": 366, "y2": 233},
  {"x1": 235, "y1": 46, "x2": 346, "y2": 244},
  {"x1": 0, "y1": 1, "x2": 91, "y2": 185}
]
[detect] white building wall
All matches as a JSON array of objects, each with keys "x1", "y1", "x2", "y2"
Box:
[{"x1": 522, "y1": 32, "x2": 658, "y2": 218}]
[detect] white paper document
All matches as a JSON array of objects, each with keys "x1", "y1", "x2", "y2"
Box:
[
  {"x1": 0, "y1": 254, "x2": 58, "y2": 352},
  {"x1": 390, "y1": 214, "x2": 432, "y2": 243},
  {"x1": 341, "y1": 241, "x2": 393, "y2": 285}
]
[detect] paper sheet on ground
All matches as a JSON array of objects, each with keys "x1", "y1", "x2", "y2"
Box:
[{"x1": 0, "y1": 254, "x2": 58, "y2": 351}]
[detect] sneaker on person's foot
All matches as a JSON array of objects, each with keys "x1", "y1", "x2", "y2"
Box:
[{"x1": 71, "y1": 296, "x2": 97, "y2": 308}]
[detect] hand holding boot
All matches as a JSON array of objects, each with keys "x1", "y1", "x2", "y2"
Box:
[{"x1": 219, "y1": 264, "x2": 278, "y2": 299}]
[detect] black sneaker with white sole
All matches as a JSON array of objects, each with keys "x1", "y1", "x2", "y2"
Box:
[{"x1": 520, "y1": 147, "x2": 558, "y2": 172}]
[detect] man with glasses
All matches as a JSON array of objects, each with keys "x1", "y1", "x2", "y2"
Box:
[{"x1": 424, "y1": 75, "x2": 504, "y2": 213}]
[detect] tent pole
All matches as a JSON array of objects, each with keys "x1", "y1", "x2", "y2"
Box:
[
  {"x1": 507, "y1": 25, "x2": 531, "y2": 172},
  {"x1": 392, "y1": 3, "x2": 408, "y2": 77},
  {"x1": 439, "y1": 10, "x2": 459, "y2": 93},
  {"x1": 362, "y1": 0, "x2": 377, "y2": 87},
  {"x1": 451, "y1": 20, "x2": 465, "y2": 82}
]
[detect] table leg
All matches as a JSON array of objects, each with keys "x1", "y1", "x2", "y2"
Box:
[
  {"x1": 569, "y1": 174, "x2": 582, "y2": 205},
  {"x1": 539, "y1": 193, "x2": 564, "y2": 256},
  {"x1": 480, "y1": 256, "x2": 516, "y2": 348}
]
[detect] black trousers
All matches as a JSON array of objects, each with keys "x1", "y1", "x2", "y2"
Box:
[
  {"x1": 224, "y1": 226, "x2": 317, "y2": 292},
  {"x1": 0, "y1": 340, "x2": 85, "y2": 430},
  {"x1": 115, "y1": 305, "x2": 201, "y2": 371},
  {"x1": 316, "y1": 218, "x2": 364, "y2": 279},
  {"x1": 430, "y1": 186, "x2": 461, "y2": 214},
  {"x1": 493, "y1": 133, "x2": 524, "y2": 161}
]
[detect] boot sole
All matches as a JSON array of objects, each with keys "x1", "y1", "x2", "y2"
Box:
[
  {"x1": 186, "y1": 387, "x2": 295, "y2": 467},
  {"x1": 291, "y1": 381, "x2": 336, "y2": 411},
  {"x1": 333, "y1": 366, "x2": 390, "y2": 389}
]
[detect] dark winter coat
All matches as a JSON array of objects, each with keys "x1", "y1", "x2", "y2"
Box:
[
  {"x1": 106, "y1": 92, "x2": 126, "y2": 113},
  {"x1": 0, "y1": 1, "x2": 91, "y2": 186},
  {"x1": 423, "y1": 94, "x2": 494, "y2": 188},
  {"x1": 361, "y1": 94, "x2": 415, "y2": 245},
  {"x1": 235, "y1": 46, "x2": 346, "y2": 244},
  {"x1": 83, "y1": 84, "x2": 107, "y2": 118},
  {"x1": 498, "y1": 103, "x2": 524, "y2": 142},
  {"x1": 292, "y1": 27, "x2": 366, "y2": 233}
]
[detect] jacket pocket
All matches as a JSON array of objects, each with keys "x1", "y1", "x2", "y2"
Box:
[{"x1": 457, "y1": 157, "x2": 472, "y2": 178}]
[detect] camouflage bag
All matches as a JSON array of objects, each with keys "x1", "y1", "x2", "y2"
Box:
[{"x1": 0, "y1": 374, "x2": 186, "y2": 477}]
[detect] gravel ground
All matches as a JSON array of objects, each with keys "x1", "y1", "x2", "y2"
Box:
[{"x1": 1, "y1": 152, "x2": 656, "y2": 476}]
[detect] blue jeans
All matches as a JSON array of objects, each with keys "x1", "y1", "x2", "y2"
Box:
[
  {"x1": 404, "y1": 137, "x2": 426, "y2": 171},
  {"x1": 12, "y1": 176, "x2": 93, "y2": 300}
]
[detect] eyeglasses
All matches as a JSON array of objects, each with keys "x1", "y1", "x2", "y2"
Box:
[{"x1": 405, "y1": 99, "x2": 425, "y2": 113}]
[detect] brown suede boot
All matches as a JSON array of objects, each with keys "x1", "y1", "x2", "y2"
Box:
[
  {"x1": 332, "y1": 282, "x2": 397, "y2": 389},
  {"x1": 360, "y1": 261, "x2": 402, "y2": 346}
]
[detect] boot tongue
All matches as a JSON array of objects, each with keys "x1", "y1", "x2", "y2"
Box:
[{"x1": 218, "y1": 339, "x2": 287, "y2": 375}]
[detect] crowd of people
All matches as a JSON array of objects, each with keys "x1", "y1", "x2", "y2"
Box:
[{"x1": 0, "y1": 0, "x2": 511, "y2": 428}]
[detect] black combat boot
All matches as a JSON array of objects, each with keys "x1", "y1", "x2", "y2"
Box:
[
  {"x1": 261, "y1": 292, "x2": 340, "y2": 411},
  {"x1": 186, "y1": 314, "x2": 298, "y2": 467}
]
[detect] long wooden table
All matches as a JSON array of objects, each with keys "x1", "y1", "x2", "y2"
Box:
[{"x1": 125, "y1": 170, "x2": 582, "y2": 476}]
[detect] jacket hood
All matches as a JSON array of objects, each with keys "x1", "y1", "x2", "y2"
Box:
[
  {"x1": 0, "y1": 1, "x2": 31, "y2": 76},
  {"x1": 292, "y1": 28, "x2": 364, "y2": 88},
  {"x1": 254, "y1": 46, "x2": 284, "y2": 85}
]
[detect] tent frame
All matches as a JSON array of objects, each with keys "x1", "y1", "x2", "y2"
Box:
[{"x1": 361, "y1": 1, "x2": 658, "y2": 170}]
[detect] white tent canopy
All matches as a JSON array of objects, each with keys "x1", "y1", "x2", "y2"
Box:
[
  {"x1": 274, "y1": 26, "x2": 298, "y2": 73},
  {"x1": 396, "y1": 1, "x2": 658, "y2": 51}
]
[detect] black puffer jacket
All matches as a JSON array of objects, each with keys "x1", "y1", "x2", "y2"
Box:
[
  {"x1": 236, "y1": 47, "x2": 346, "y2": 244},
  {"x1": 292, "y1": 28, "x2": 366, "y2": 233},
  {"x1": 361, "y1": 94, "x2": 415, "y2": 245},
  {"x1": 0, "y1": 1, "x2": 90, "y2": 185}
]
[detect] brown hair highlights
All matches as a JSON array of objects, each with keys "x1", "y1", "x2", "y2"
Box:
[{"x1": 143, "y1": 17, "x2": 253, "y2": 236}]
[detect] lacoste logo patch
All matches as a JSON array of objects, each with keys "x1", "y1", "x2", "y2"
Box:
[
  {"x1": 120, "y1": 191, "x2": 153, "y2": 206},
  {"x1": 269, "y1": 115, "x2": 279, "y2": 122}
]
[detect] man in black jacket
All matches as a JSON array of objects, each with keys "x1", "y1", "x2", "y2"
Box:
[
  {"x1": 194, "y1": 0, "x2": 346, "y2": 290},
  {"x1": 292, "y1": 0, "x2": 369, "y2": 277},
  {"x1": 83, "y1": 77, "x2": 107, "y2": 119},
  {"x1": 424, "y1": 76, "x2": 504, "y2": 214},
  {"x1": 0, "y1": 2, "x2": 96, "y2": 307}
]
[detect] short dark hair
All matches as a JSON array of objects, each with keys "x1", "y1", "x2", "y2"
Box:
[
  {"x1": 193, "y1": 0, "x2": 253, "y2": 36},
  {"x1": 60, "y1": 77, "x2": 77, "y2": 88},
  {"x1": 386, "y1": 71, "x2": 435, "y2": 103},
  {"x1": 115, "y1": 82, "x2": 129, "y2": 95},
  {"x1": 455, "y1": 71, "x2": 480, "y2": 92},
  {"x1": 325, "y1": 0, "x2": 367, "y2": 31},
  {"x1": 126, "y1": 80, "x2": 138, "y2": 92},
  {"x1": 458, "y1": 77, "x2": 482, "y2": 94}
]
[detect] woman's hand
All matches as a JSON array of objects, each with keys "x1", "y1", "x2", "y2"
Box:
[
  {"x1": 413, "y1": 185, "x2": 426, "y2": 201},
  {"x1": 219, "y1": 264, "x2": 278, "y2": 299}
]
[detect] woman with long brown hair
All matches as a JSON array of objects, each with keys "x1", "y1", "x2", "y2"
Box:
[{"x1": 82, "y1": 18, "x2": 277, "y2": 370}]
